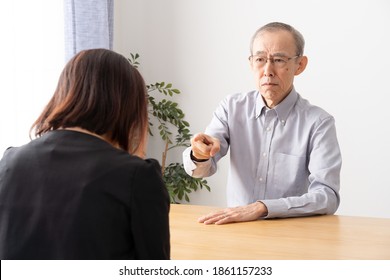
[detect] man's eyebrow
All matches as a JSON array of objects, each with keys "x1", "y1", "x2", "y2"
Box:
[
  {"x1": 253, "y1": 51, "x2": 288, "y2": 57},
  {"x1": 253, "y1": 51, "x2": 267, "y2": 56},
  {"x1": 272, "y1": 52, "x2": 289, "y2": 57}
]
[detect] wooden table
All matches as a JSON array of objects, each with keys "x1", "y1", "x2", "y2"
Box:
[{"x1": 169, "y1": 204, "x2": 390, "y2": 259}]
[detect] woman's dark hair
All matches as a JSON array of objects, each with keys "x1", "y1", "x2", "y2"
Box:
[{"x1": 31, "y1": 48, "x2": 148, "y2": 154}]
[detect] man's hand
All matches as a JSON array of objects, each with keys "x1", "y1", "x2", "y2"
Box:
[
  {"x1": 190, "y1": 133, "x2": 220, "y2": 160},
  {"x1": 198, "y1": 202, "x2": 268, "y2": 225}
]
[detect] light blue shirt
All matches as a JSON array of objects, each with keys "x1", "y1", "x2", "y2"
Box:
[{"x1": 183, "y1": 88, "x2": 341, "y2": 218}]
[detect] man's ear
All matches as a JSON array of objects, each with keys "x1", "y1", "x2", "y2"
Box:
[{"x1": 295, "y1": 56, "x2": 308, "y2": 75}]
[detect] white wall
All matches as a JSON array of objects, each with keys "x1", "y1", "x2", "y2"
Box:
[{"x1": 114, "y1": 0, "x2": 390, "y2": 218}]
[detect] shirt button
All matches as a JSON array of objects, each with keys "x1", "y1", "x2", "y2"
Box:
[
  {"x1": 259, "y1": 177, "x2": 263, "y2": 182},
  {"x1": 262, "y1": 152, "x2": 267, "y2": 157},
  {"x1": 266, "y1": 126, "x2": 271, "y2": 132}
]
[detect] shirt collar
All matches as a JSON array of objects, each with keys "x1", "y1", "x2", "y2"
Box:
[{"x1": 255, "y1": 87, "x2": 298, "y2": 125}]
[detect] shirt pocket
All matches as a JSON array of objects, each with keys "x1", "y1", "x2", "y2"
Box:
[{"x1": 270, "y1": 153, "x2": 309, "y2": 198}]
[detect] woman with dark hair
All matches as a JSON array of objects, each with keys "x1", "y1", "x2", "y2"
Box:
[{"x1": 0, "y1": 49, "x2": 170, "y2": 260}]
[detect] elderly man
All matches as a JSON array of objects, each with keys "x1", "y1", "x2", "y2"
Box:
[{"x1": 183, "y1": 22, "x2": 342, "y2": 225}]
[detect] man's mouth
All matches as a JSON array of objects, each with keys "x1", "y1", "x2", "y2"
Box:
[{"x1": 261, "y1": 82, "x2": 277, "y2": 86}]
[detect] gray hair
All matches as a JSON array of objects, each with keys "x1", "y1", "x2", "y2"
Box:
[{"x1": 250, "y1": 22, "x2": 305, "y2": 56}]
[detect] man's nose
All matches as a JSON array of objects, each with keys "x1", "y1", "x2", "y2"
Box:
[{"x1": 263, "y1": 60, "x2": 275, "y2": 76}]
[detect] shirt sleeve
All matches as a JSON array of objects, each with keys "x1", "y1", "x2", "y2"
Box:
[
  {"x1": 260, "y1": 116, "x2": 342, "y2": 219},
  {"x1": 182, "y1": 96, "x2": 231, "y2": 179},
  {"x1": 182, "y1": 147, "x2": 217, "y2": 178},
  {"x1": 130, "y1": 159, "x2": 171, "y2": 259}
]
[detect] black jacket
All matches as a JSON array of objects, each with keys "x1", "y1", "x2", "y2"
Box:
[{"x1": 0, "y1": 130, "x2": 170, "y2": 259}]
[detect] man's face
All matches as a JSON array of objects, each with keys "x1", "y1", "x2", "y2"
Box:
[{"x1": 250, "y1": 30, "x2": 307, "y2": 108}]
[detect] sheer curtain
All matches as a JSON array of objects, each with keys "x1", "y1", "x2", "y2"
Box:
[{"x1": 64, "y1": 0, "x2": 114, "y2": 62}]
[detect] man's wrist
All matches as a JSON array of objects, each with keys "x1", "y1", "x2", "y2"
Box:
[
  {"x1": 190, "y1": 150, "x2": 209, "y2": 162},
  {"x1": 256, "y1": 201, "x2": 269, "y2": 218}
]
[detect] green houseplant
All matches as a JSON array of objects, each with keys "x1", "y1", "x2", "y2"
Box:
[{"x1": 128, "y1": 53, "x2": 210, "y2": 203}]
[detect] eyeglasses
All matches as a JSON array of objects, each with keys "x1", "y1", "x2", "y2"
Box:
[{"x1": 249, "y1": 55, "x2": 300, "y2": 68}]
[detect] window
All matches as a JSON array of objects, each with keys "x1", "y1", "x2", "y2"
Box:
[{"x1": 0, "y1": 1, "x2": 64, "y2": 155}]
